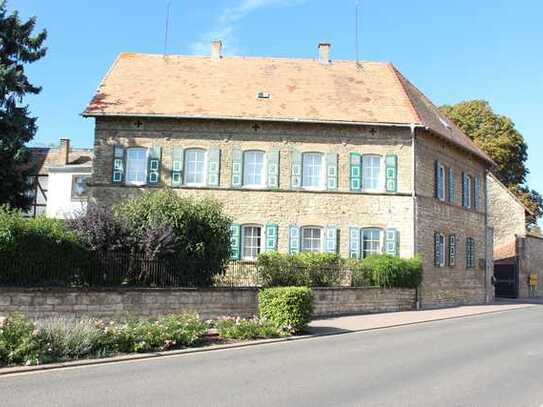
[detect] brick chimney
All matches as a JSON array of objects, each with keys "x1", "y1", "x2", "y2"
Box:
[
  {"x1": 211, "y1": 40, "x2": 223, "y2": 60},
  {"x1": 318, "y1": 42, "x2": 331, "y2": 64},
  {"x1": 58, "y1": 138, "x2": 70, "y2": 165}
]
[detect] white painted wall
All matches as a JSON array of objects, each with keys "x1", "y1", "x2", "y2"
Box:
[{"x1": 46, "y1": 169, "x2": 90, "y2": 219}]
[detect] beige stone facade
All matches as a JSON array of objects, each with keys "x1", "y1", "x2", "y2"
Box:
[{"x1": 89, "y1": 116, "x2": 491, "y2": 307}]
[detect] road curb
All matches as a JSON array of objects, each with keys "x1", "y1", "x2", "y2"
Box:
[{"x1": 0, "y1": 304, "x2": 534, "y2": 377}]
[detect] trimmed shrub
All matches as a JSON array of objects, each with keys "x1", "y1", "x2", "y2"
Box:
[
  {"x1": 0, "y1": 206, "x2": 86, "y2": 286},
  {"x1": 259, "y1": 287, "x2": 313, "y2": 333},
  {"x1": 352, "y1": 255, "x2": 422, "y2": 289},
  {"x1": 257, "y1": 252, "x2": 344, "y2": 287},
  {"x1": 215, "y1": 317, "x2": 281, "y2": 340}
]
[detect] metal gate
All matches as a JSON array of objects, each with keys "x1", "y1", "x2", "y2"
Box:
[{"x1": 494, "y1": 263, "x2": 518, "y2": 298}]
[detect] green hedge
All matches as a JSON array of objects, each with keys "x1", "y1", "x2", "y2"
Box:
[
  {"x1": 0, "y1": 206, "x2": 87, "y2": 285},
  {"x1": 257, "y1": 252, "x2": 344, "y2": 287},
  {"x1": 259, "y1": 287, "x2": 313, "y2": 333},
  {"x1": 351, "y1": 255, "x2": 422, "y2": 289}
]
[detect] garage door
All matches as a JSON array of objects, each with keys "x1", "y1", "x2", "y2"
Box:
[{"x1": 494, "y1": 263, "x2": 518, "y2": 298}]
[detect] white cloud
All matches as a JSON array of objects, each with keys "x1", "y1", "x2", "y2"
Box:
[{"x1": 189, "y1": 0, "x2": 303, "y2": 56}]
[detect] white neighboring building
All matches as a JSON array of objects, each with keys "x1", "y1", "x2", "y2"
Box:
[
  {"x1": 24, "y1": 138, "x2": 93, "y2": 219},
  {"x1": 46, "y1": 164, "x2": 92, "y2": 219}
]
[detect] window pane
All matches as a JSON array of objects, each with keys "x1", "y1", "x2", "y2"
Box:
[
  {"x1": 38, "y1": 176, "x2": 48, "y2": 191},
  {"x1": 242, "y1": 226, "x2": 262, "y2": 260},
  {"x1": 362, "y1": 229, "x2": 381, "y2": 258},
  {"x1": 363, "y1": 156, "x2": 381, "y2": 190},
  {"x1": 126, "y1": 148, "x2": 147, "y2": 185},
  {"x1": 184, "y1": 149, "x2": 206, "y2": 185},
  {"x1": 302, "y1": 153, "x2": 323, "y2": 188},
  {"x1": 302, "y1": 227, "x2": 322, "y2": 252},
  {"x1": 72, "y1": 175, "x2": 90, "y2": 200},
  {"x1": 243, "y1": 151, "x2": 264, "y2": 186}
]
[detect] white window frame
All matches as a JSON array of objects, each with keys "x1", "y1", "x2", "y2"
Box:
[
  {"x1": 184, "y1": 148, "x2": 207, "y2": 187},
  {"x1": 125, "y1": 147, "x2": 148, "y2": 186},
  {"x1": 242, "y1": 150, "x2": 267, "y2": 188},
  {"x1": 301, "y1": 226, "x2": 323, "y2": 253},
  {"x1": 362, "y1": 154, "x2": 383, "y2": 192},
  {"x1": 302, "y1": 152, "x2": 325, "y2": 191},
  {"x1": 437, "y1": 163, "x2": 445, "y2": 201},
  {"x1": 241, "y1": 224, "x2": 263, "y2": 261},
  {"x1": 361, "y1": 228, "x2": 383, "y2": 258},
  {"x1": 436, "y1": 233, "x2": 446, "y2": 267},
  {"x1": 464, "y1": 174, "x2": 472, "y2": 209}
]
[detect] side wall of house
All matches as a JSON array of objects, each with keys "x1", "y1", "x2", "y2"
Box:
[
  {"x1": 487, "y1": 174, "x2": 526, "y2": 249},
  {"x1": 518, "y1": 235, "x2": 543, "y2": 298},
  {"x1": 415, "y1": 131, "x2": 490, "y2": 306},
  {"x1": 90, "y1": 117, "x2": 415, "y2": 259}
]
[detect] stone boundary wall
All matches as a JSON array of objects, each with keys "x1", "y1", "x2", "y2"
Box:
[
  {"x1": 0, "y1": 287, "x2": 417, "y2": 320},
  {"x1": 312, "y1": 288, "x2": 416, "y2": 317}
]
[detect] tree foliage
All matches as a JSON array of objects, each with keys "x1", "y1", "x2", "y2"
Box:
[
  {"x1": 440, "y1": 100, "x2": 528, "y2": 186},
  {"x1": 440, "y1": 100, "x2": 541, "y2": 226},
  {"x1": 0, "y1": 1, "x2": 47, "y2": 209}
]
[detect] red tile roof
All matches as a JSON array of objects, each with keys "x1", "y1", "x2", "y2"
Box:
[{"x1": 83, "y1": 53, "x2": 492, "y2": 164}]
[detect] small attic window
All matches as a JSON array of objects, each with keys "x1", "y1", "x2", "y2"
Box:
[{"x1": 257, "y1": 91, "x2": 271, "y2": 99}]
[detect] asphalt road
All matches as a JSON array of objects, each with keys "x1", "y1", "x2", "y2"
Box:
[{"x1": 3, "y1": 307, "x2": 543, "y2": 407}]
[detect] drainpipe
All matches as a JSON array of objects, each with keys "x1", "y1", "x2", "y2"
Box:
[
  {"x1": 484, "y1": 168, "x2": 490, "y2": 303},
  {"x1": 411, "y1": 124, "x2": 421, "y2": 309}
]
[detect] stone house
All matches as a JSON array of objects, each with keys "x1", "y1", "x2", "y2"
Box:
[
  {"x1": 488, "y1": 173, "x2": 543, "y2": 298},
  {"x1": 21, "y1": 138, "x2": 93, "y2": 219},
  {"x1": 83, "y1": 41, "x2": 494, "y2": 307}
]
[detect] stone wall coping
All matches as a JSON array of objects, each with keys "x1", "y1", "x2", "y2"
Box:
[{"x1": 0, "y1": 287, "x2": 260, "y2": 293}]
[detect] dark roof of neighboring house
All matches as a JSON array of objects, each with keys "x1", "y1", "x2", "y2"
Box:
[
  {"x1": 21, "y1": 145, "x2": 93, "y2": 175},
  {"x1": 83, "y1": 52, "x2": 493, "y2": 165}
]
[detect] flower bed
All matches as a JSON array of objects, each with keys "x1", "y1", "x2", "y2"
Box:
[{"x1": 0, "y1": 312, "x2": 289, "y2": 367}]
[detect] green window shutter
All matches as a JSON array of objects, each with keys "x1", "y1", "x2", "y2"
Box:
[
  {"x1": 231, "y1": 148, "x2": 243, "y2": 188},
  {"x1": 448, "y1": 234, "x2": 456, "y2": 266},
  {"x1": 349, "y1": 153, "x2": 361, "y2": 192},
  {"x1": 207, "y1": 148, "x2": 221, "y2": 187},
  {"x1": 112, "y1": 145, "x2": 125, "y2": 184},
  {"x1": 267, "y1": 150, "x2": 280, "y2": 189},
  {"x1": 325, "y1": 225, "x2": 338, "y2": 253},
  {"x1": 435, "y1": 161, "x2": 439, "y2": 198},
  {"x1": 349, "y1": 226, "x2": 361, "y2": 259},
  {"x1": 147, "y1": 146, "x2": 161, "y2": 185},
  {"x1": 230, "y1": 224, "x2": 241, "y2": 260},
  {"x1": 171, "y1": 147, "x2": 183, "y2": 187},
  {"x1": 265, "y1": 224, "x2": 278, "y2": 252},
  {"x1": 461, "y1": 172, "x2": 466, "y2": 207},
  {"x1": 385, "y1": 154, "x2": 398, "y2": 193},
  {"x1": 288, "y1": 225, "x2": 300, "y2": 254},
  {"x1": 326, "y1": 153, "x2": 338, "y2": 191},
  {"x1": 290, "y1": 150, "x2": 302, "y2": 189},
  {"x1": 474, "y1": 176, "x2": 481, "y2": 210},
  {"x1": 385, "y1": 228, "x2": 399, "y2": 256},
  {"x1": 448, "y1": 168, "x2": 456, "y2": 203},
  {"x1": 434, "y1": 233, "x2": 441, "y2": 266}
]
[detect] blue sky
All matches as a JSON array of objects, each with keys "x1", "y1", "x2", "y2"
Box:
[{"x1": 13, "y1": 0, "x2": 543, "y2": 199}]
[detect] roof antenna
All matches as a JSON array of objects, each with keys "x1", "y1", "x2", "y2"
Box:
[
  {"x1": 163, "y1": 1, "x2": 171, "y2": 57},
  {"x1": 355, "y1": 1, "x2": 362, "y2": 68}
]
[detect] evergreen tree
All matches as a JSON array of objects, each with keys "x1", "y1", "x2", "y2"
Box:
[{"x1": 0, "y1": 1, "x2": 47, "y2": 209}]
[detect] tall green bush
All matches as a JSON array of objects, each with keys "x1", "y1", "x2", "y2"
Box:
[
  {"x1": 259, "y1": 287, "x2": 313, "y2": 333},
  {"x1": 0, "y1": 206, "x2": 86, "y2": 285},
  {"x1": 113, "y1": 190, "x2": 232, "y2": 286},
  {"x1": 257, "y1": 252, "x2": 344, "y2": 287},
  {"x1": 352, "y1": 255, "x2": 422, "y2": 288}
]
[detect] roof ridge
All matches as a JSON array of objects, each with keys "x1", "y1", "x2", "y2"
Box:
[
  {"x1": 387, "y1": 63, "x2": 422, "y2": 124},
  {"x1": 120, "y1": 51, "x2": 391, "y2": 65}
]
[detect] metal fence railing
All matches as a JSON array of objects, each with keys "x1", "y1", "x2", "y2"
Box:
[{"x1": 0, "y1": 252, "x2": 366, "y2": 289}]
